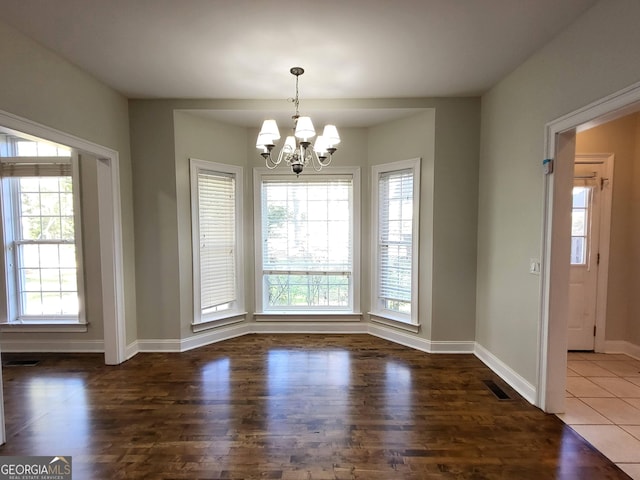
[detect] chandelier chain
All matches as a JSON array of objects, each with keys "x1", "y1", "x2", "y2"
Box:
[{"x1": 293, "y1": 73, "x2": 300, "y2": 119}]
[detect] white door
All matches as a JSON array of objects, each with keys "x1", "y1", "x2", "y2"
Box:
[{"x1": 567, "y1": 161, "x2": 604, "y2": 350}]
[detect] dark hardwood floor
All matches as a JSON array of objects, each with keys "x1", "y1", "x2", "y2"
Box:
[{"x1": 0, "y1": 334, "x2": 630, "y2": 479}]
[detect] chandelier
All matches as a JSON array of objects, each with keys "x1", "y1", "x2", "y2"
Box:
[{"x1": 256, "y1": 67, "x2": 340, "y2": 175}]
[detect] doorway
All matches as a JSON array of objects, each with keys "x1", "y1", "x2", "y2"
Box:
[
  {"x1": 0, "y1": 109, "x2": 128, "y2": 444},
  {"x1": 540, "y1": 81, "x2": 640, "y2": 413}
]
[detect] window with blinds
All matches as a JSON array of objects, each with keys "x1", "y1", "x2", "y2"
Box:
[
  {"x1": 190, "y1": 159, "x2": 244, "y2": 324},
  {"x1": 371, "y1": 159, "x2": 420, "y2": 324},
  {"x1": 259, "y1": 175, "x2": 354, "y2": 311},
  {"x1": 0, "y1": 141, "x2": 84, "y2": 323}
]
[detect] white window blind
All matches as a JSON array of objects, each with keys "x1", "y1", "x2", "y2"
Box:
[
  {"x1": 261, "y1": 177, "x2": 353, "y2": 309},
  {"x1": 197, "y1": 171, "x2": 236, "y2": 311},
  {"x1": 378, "y1": 168, "x2": 414, "y2": 314}
]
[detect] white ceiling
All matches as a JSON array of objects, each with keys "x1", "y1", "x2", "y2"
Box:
[{"x1": 0, "y1": 0, "x2": 598, "y2": 126}]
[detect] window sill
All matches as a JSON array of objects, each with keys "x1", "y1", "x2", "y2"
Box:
[
  {"x1": 191, "y1": 313, "x2": 247, "y2": 333},
  {"x1": 0, "y1": 322, "x2": 88, "y2": 333},
  {"x1": 255, "y1": 312, "x2": 362, "y2": 322},
  {"x1": 368, "y1": 312, "x2": 421, "y2": 333}
]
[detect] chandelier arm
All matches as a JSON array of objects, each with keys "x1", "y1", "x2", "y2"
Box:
[
  {"x1": 319, "y1": 154, "x2": 332, "y2": 167},
  {"x1": 278, "y1": 146, "x2": 289, "y2": 166},
  {"x1": 265, "y1": 153, "x2": 281, "y2": 169},
  {"x1": 308, "y1": 150, "x2": 323, "y2": 172}
]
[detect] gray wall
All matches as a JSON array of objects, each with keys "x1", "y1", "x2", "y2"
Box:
[
  {"x1": 0, "y1": 20, "x2": 138, "y2": 345},
  {"x1": 477, "y1": 0, "x2": 640, "y2": 385}
]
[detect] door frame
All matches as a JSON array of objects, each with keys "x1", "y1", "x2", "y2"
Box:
[
  {"x1": 0, "y1": 109, "x2": 127, "y2": 365},
  {"x1": 539, "y1": 81, "x2": 640, "y2": 412}
]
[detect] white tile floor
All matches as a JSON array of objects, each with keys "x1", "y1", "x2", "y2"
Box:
[{"x1": 557, "y1": 352, "x2": 640, "y2": 479}]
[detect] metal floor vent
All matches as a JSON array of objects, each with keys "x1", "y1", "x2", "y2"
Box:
[
  {"x1": 4, "y1": 359, "x2": 40, "y2": 367},
  {"x1": 483, "y1": 379, "x2": 511, "y2": 400}
]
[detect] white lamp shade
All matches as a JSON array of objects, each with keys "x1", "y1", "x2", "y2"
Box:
[
  {"x1": 294, "y1": 116, "x2": 316, "y2": 140},
  {"x1": 256, "y1": 132, "x2": 275, "y2": 149},
  {"x1": 283, "y1": 135, "x2": 296, "y2": 153},
  {"x1": 259, "y1": 119, "x2": 280, "y2": 140},
  {"x1": 322, "y1": 124, "x2": 340, "y2": 146},
  {"x1": 313, "y1": 135, "x2": 328, "y2": 154}
]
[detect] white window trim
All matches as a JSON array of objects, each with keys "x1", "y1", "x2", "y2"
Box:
[
  {"x1": 0, "y1": 153, "x2": 87, "y2": 326},
  {"x1": 369, "y1": 158, "x2": 421, "y2": 326},
  {"x1": 189, "y1": 158, "x2": 245, "y2": 327},
  {"x1": 253, "y1": 166, "x2": 361, "y2": 315}
]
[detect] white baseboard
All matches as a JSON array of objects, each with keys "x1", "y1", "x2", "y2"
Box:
[
  {"x1": 0, "y1": 339, "x2": 104, "y2": 353},
  {"x1": 125, "y1": 341, "x2": 139, "y2": 360},
  {"x1": 430, "y1": 340, "x2": 476, "y2": 353},
  {"x1": 135, "y1": 338, "x2": 182, "y2": 353},
  {"x1": 603, "y1": 340, "x2": 640, "y2": 361},
  {"x1": 180, "y1": 322, "x2": 252, "y2": 352},
  {"x1": 474, "y1": 343, "x2": 537, "y2": 404},
  {"x1": 368, "y1": 323, "x2": 475, "y2": 354}
]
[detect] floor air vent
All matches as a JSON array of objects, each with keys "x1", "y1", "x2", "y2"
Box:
[
  {"x1": 4, "y1": 359, "x2": 40, "y2": 367},
  {"x1": 483, "y1": 379, "x2": 511, "y2": 400}
]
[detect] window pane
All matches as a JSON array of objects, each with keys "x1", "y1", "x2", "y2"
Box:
[
  {"x1": 572, "y1": 210, "x2": 586, "y2": 236},
  {"x1": 37, "y1": 177, "x2": 61, "y2": 193},
  {"x1": 40, "y1": 268, "x2": 61, "y2": 292},
  {"x1": 22, "y1": 268, "x2": 41, "y2": 291},
  {"x1": 60, "y1": 269, "x2": 78, "y2": 291},
  {"x1": 39, "y1": 244, "x2": 60, "y2": 267},
  {"x1": 60, "y1": 293, "x2": 78, "y2": 315},
  {"x1": 41, "y1": 292, "x2": 62, "y2": 314},
  {"x1": 39, "y1": 193, "x2": 60, "y2": 215},
  {"x1": 21, "y1": 244, "x2": 40, "y2": 268},
  {"x1": 571, "y1": 237, "x2": 586, "y2": 265},
  {"x1": 21, "y1": 217, "x2": 42, "y2": 240},
  {"x1": 20, "y1": 193, "x2": 40, "y2": 215},
  {"x1": 22, "y1": 292, "x2": 42, "y2": 316},
  {"x1": 573, "y1": 187, "x2": 588, "y2": 208},
  {"x1": 59, "y1": 244, "x2": 76, "y2": 268}
]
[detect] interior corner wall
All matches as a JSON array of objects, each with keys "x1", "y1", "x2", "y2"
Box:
[
  {"x1": 173, "y1": 111, "x2": 249, "y2": 340},
  {"x1": 477, "y1": 0, "x2": 640, "y2": 386},
  {"x1": 129, "y1": 100, "x2": 182, "y2": 340},
  {"x1": 576, "y1": 114, "x2": 640, "y2": 343},
  {"x1": 0, "y1": 19, "x2": 138, "y2": 346},
  {"x1": 368, "y1": 102, "x2": 480, "y2": 344}
]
